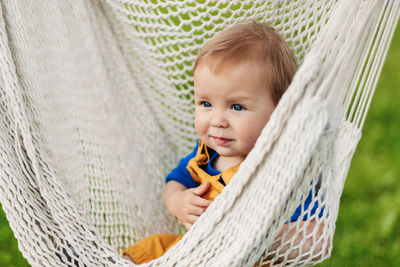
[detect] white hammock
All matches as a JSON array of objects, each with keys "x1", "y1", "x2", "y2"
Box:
[{"x1": 0, "y1": 0, "x2": 398, "y2": 266}]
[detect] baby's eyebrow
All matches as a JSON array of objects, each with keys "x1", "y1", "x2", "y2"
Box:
[
  {"x1": 194, "y1": 93, "x2": 208, "y2": 99},
  {"x1": 226, "y1": 95, "x2": 251, "y2": 102}
]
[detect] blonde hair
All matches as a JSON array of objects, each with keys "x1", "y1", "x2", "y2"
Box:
[{"x1": 194, "y1": 21, "x2": 297, "y2": 105}]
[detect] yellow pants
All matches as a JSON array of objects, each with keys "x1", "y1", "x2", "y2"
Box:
[{"x1": 122, "y1": 233, "x2": 183, "y2": 264}]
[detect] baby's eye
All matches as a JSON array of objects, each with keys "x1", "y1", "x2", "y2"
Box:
[
  {"x1": 231, "y1": 104, "x2": 244, "y2": 111},
  {"x1": 201, "y1": 101, "x2": 212, "y2": 108}
]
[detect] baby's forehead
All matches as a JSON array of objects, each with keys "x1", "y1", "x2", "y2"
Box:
[
  {"x1": 197, "y1": 55, "x2": 267, "y2": 78},
  {"x1": 195, "y1": 57, "x2": 269, "y2": 87},
  {"x1": 194, "y1": 60, "x2": 272, "y2": 98}
]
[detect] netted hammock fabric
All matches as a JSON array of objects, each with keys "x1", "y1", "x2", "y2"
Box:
[{"x1": 0, "y1": 0, "x2": 399, "y2": 266}]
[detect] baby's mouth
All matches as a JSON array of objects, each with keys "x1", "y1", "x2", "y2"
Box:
[{"x1": 212, "y1": 136, "x2": 233, "y2": 146}]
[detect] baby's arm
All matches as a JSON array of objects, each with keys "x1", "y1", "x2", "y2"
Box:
[{"x1": 164, "y1": 180, "x2": 211, "y2": 230}]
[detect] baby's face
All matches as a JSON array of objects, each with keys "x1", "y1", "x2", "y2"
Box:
[{"x1": 194, "y1": 61, "x2": 275, "y2": 162}]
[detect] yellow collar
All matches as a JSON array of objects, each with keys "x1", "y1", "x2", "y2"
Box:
[{"x1": 186, "y1": 140, "x2": 242, "y2": 201}]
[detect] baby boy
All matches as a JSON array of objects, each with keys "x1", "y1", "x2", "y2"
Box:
[{"x1": 123, "y1": 20, "x2": 298, "y2": 263}]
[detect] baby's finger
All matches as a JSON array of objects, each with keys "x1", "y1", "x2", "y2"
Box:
[
  {"x1": 191, "y1": 181, "x2": 211, "y2": 196},
  {"x1": 189, "y1": 205, "x2": 207, "y2": 216},
  {"x1": 186, "y1": 214, "x2": 199, "y2": 225},
  {"x1": 183, "y1": 222, "x2": 192, "y2": 230},
  {"x1": 191, "y1": 195, "x2": 211, "y2": 207}
]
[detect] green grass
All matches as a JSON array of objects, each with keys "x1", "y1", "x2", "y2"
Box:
[
  {"x1": 0, "y1": 203, "x2": 29, "y2": 266},
  {"x1": 1, "y1": 21, "x2": 399, "y2": 267}
]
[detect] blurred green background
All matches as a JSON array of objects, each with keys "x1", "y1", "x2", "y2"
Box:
[{"x1": 1, "y1": 22, "x2": 399, "y2": 267}]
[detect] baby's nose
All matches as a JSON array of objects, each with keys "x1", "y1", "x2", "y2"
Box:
[{"x1": 210, "y1": 110, "x2": 229, "y2": 128}]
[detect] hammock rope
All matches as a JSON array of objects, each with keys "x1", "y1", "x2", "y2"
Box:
[{"x1": 0, "y1": 0, "x2": 399, "y2": 266}]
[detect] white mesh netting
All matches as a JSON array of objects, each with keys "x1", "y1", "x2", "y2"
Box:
[{"x1": 0, "y1": 0, "x2": 399, "y2": 266}]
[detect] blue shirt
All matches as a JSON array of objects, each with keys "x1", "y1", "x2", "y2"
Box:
[{"x1": 166, "y1": 141, "x2": 324, "y2": 222}]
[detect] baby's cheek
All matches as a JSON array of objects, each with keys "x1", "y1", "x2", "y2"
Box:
[
  {"x1": 194, "y1": 115, "x2": 207, "y2": 137},
  {"x1": 241, "y1": 125, "x2": 263, "y2": 148}
]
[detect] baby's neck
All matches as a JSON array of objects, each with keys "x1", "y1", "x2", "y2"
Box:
[{"x1": 213, "y1": 155, "x2": 245, "y2": 172}]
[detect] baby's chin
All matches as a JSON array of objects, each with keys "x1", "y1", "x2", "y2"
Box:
[
  {"x1": 212, "y1": 148, "x2": 247, "y2": 160},
  {"x1": 201, "y1": 139, "x2": 250, "y2": 157},
  {"x1": 205, "y1": 144, "x2": 239, "y2": 155}
]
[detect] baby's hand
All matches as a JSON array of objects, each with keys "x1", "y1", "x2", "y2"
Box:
[{"x1": 173, "y1": 182, "x2": 211, "y2": 230}]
